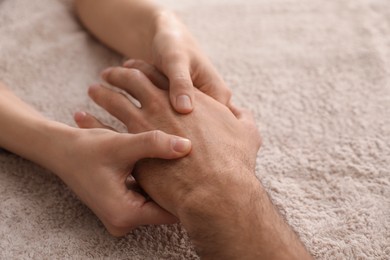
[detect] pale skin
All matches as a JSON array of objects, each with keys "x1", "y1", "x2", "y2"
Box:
[
  {"x1": 0, "y1": 82, "x2": 192, "y2": 236},
  {"x1": 0, "y1": 0, "x2": 312, "y2": 258},
  {"x1": 74, "y1": 0, "x2": 232, "y2": 114}
]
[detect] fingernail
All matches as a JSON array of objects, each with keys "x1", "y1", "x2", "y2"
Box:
[
  {"x1": 172, "y1": 138, "x2": 191, "y2": 153},
  {"x1": 101, "y1": 67, "x2": 113, "y2": 80},
  {"x1": 74, "y1": 111, "x2": 87, "y2": 122},
  {"x1": 176, "y1": 95, "x2": 192, "y2": 111},
  {"x1": 88, "y1": 84, "x2": 101, "y2": 95}
]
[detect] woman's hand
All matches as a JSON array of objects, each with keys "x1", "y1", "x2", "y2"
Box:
[
  {"x1": 54, "y1": 125, "x2": 191, "y2": 236},
  {"x1": 127, "y1": 11, "x2": 232, "y2": 113},
  {"x1": 76, "y1": 0, "x2": 232, "y2": 113},
  {"x1": 0, "y1": 82, "x2": 192, "y2": 237}
]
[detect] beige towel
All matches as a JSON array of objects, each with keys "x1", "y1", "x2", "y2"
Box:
[{"x1": 0, "y1": 0, "x2": 389, "y2": 258}]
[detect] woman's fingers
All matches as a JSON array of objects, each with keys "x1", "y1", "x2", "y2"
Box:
[
  {"x1": 118, "y1": 130, "x2": 192, "y2": 162},
  {"x1": 106, "y1": 193, "x2": 177, "y2": 236},
  {"x1": 123, "y1": 59, "x2": 169, "y2": 90},
  {"x1": 102, "y1": 194, "x2": 177, "y2": 237},
  {"x1": 135, "y1": 200, "x2": 178, "y2": 226},
  {"x1": 74, "y1": 111, "x2": 116, "y2": 131}
]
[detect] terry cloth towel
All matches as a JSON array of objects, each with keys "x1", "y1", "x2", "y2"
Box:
[{"x1": 0, "y1": 0, "x2": 389, "y2": 259}]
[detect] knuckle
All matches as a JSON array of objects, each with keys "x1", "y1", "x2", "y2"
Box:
[
  {"x1": 124, "y1": 59, "x2": 148, "y2": 70},
  {"x1": 151, "y1": 129, "x2": 163, "y2": 143},
  {"x1": 127, "y1": 114, "x2": 152, "y2": 133},
  {"x1": 104, "y1": 92, "x2": 117, "y2": 106},
  {"x1": 109, "y1": 217, "x2": 127, "y2": 229},
  {"x1": 105, "y1": 214, "x2": 132, "y2": 237},
  {"x1": 146, "y1": 92, "x2": 166, "y2": 112},
  {"x1": 199, "y1": 80, "x2": 231, "y2": 103},
  {"x1": 128, "y1": 59, "x2": 144, "y2": 68},
  {"x1": 124, "y1": 68, "x2": 144, "y2": 82},
  {"x1": 106, "y1": 226, "x2": 127, "y2": 237},
  {"x1": 88, "y1": 85, "x2": 101, "y2": 99},
  {"x1": 108, "y1": 68, "x2": 142, "y2": 86},
  {"x1": 217, "y1": 84, "x2": 232, "y2": 103},
  {"x1": 171, "y1": 74, "x2": 192, "y2": 91},
  {"x1": 165, "y1": 50, "x2": 186, "y2": 63},
  {"x1": 136, "y1": 118, "x2": 153, "y2": 132},
  {"x1": 130, "y1": 60, "x2": 155, "y2": 76},
  {"x1": 147, "y1": 99, "x2": 163, "y2": 113},
  {"x1": 129, "y1": 60, "x2": 152, "y2": 75},
  {"x1": 106, "y1": 226, "x2": 133, "y2": 238},
  {"x1": 146, "y1": 130, "x2": 163, "y2": 147},
  {"x1": 223, "y1": 87, "x2": 232, "y2": 99},
  {"x1": 104, "y1": 68, "x2": 118, "y2": 82},
  {"x1": 142, "y1": 130, "x2": 164, "y2": 158},
  {"x1": 90, "y1": 88, "x2": 113, "y2": 107}
]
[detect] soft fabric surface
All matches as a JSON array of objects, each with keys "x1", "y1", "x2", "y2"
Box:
[{"x1": 0, "y1": 0, "x2": 389, "y2": 259}]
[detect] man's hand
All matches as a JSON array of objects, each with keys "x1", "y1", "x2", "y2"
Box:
[
  {"x1": 78, "y1": 65, "x2": 260, "y2": 214},
  {"x1": 76, "y1": 64, "x2": 312, "y2": 259}
]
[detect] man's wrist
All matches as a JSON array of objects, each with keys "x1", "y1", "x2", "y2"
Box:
[
  {"x1": 176, "y1": 171, "x2": 264, "y2": 258},
  {"x1": 177, "y1": 170, "x2": 312, "y2": 260},
  {"x1": 177, "y1": 169, "x2": 260, "y2": 217},
  {"x1": 176, "y1": 169, "x2": 261, "y2": 226}
]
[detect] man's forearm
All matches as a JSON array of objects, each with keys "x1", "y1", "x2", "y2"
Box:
[
  {"x1": 84, "y1": 63, "x2": 310, "y2": 257},
  {"x1": 75, "y1": 0, "x2": 163, "y2": 61},
  {"x1": 177, "y1": 172, "x2": 313, "y2": 260}
]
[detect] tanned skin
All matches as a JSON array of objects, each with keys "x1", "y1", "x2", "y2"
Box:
[{"x1": 76, "y1": 62, "x2": 313, "y2": 259}]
